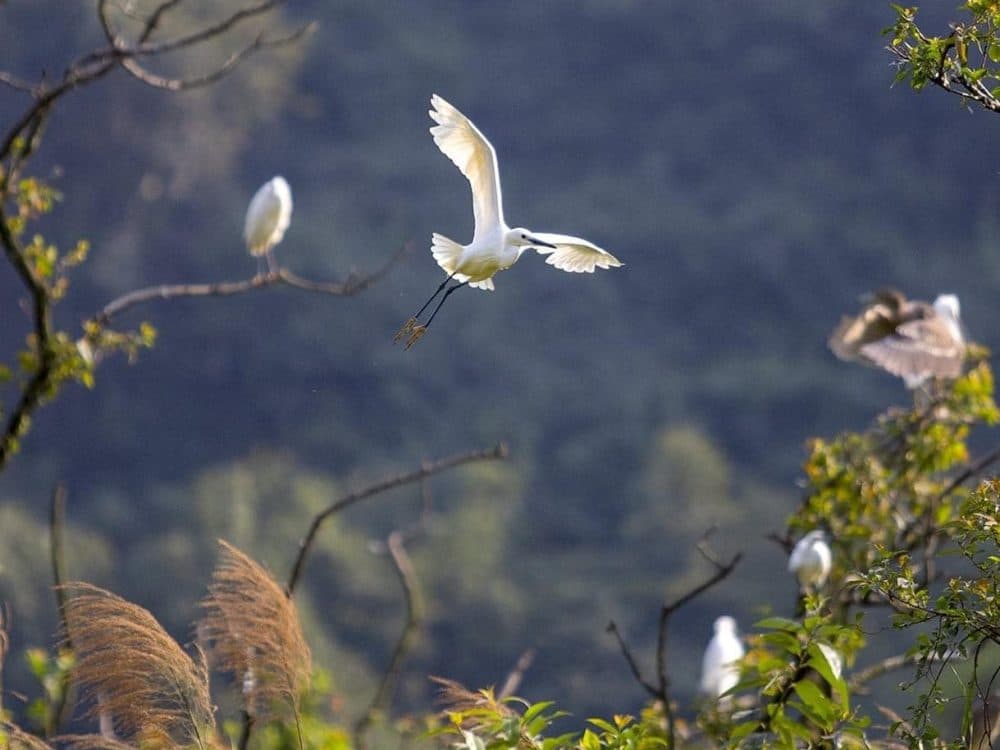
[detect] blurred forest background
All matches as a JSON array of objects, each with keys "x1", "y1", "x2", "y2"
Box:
[{"x1": 1, "y1": 0, "x2": 998, "y2": 726}]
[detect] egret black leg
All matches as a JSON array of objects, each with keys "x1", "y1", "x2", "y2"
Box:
[
  {"x1": 413, "y1": 272, "x2": 457, "y2": 320},
  {"x1": 394, "y1": 272, "x2": 458, "y2": 344},
  {"x1": 424, "y1": 280, "x2": 470, "y2": 327}
]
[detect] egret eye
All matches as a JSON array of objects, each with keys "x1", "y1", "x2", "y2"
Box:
[{"x1": 521, "y1": 234, "x2": 527, "y2": 239}]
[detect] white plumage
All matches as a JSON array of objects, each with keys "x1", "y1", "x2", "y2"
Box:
[
  {"x1": 788, "y1": 530, "x2": 833, "y2": 590},
  {"x1": 395, "y1": 95, "x2": 622, "y2": 347},
  {"x1": 244, "y1": 176, "x2": 293, "y2": 258},
  {"x1": 699, "y1": 615, "x2": 744, "y2": 698}
]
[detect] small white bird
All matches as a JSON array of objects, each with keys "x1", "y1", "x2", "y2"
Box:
[
  {"x1": 699, "y1": 615, "x2": 744, "y2": 699},
  {"x1": 828, "y1": 289, "x2": 965, "y2": 388},
  {"x1": 395, "y1": 94, "x2": 623, "y2": 348},
  {"x1": 244, "y1": 176, "x2": 293, "y2": 275},
  {"x1": 788, "y1": 530, "x2": 833, "y2": 591}
]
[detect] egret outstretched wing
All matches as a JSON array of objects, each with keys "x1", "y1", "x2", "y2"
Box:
[
  {"x1": 860, "y1": 318, "x2": 964, "y2": 382},
  {"x1": 429, "y1": 94, "x2": 503, "y2": 242},
  {"x1": 528, "y1": 232, "x2": 623, "y2": 273}
]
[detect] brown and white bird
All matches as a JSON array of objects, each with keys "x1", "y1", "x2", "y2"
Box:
[{"x1": 828, "y1": 289, "x2": 965, "y2": 388}]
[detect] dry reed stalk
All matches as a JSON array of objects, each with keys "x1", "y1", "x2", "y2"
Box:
[
  {"x1": 197, "y1": 541, "x2": 311, "y2": 725},
  {"x1": 54, "y1": 735, "x2": 136, "y2": 750},
  {"x1": 1, "y1": 723, "x2": 54, "y2": 750},
  {"x1": 59, "y1": 583, "x2": 212, "y2": 750}
]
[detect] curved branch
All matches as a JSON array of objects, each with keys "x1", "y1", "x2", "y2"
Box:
[
  {"x1": 116, "y1": 22, "x2": 316, "y2": 92},
  {"x1": 285, "y1": 443, "x2": 508, "y2": 596},
  {"x1": 607, "y1": 530, "x2": 742, "y2": 750},
  {"x1": 91, "y1": 243, "x2": 411, "y2": 327},
  {"x1": 354, "y1": 531, "x2": 424, "y2": 739}
]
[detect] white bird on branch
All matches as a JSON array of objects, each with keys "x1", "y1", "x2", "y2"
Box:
[
  {"x1": 788, "y1": 529, "x2": 832, "y2": 591},
  {"x1": 699, "y1": 615, "x2": 744, "y2": 700},
  {"x1": 395, "y1": 94, "x2": 623, "y2": 348},
  {"x1": 244, "y1": 176, "x2": 292, "y2": 276}
]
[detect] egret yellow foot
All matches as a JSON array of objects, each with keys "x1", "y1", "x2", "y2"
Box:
[
  {"x1": 404, "y1": 324, "x2": 427, "y2": 349},
  {"x1": 393, "y1": 317, "x2": 418, "y2": 343}
]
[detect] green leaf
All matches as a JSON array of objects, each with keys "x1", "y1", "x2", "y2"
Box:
[{"x1": 755, "y1": 616, "x2": 801, "y2": 632}]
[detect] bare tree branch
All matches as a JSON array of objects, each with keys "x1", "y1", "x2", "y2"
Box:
[
  {"x1": 605, "y1": 621, "x2": 658, "y2": 698},
  {"x1": 285, "y1": 443, "x2": 509, "y2": 596},
  {"x1": 115, "y1": 22, "x2": 316, "y2": 92},
  {"x1": 91, "y1": 243, "x2": 412, "y2": 328},
  {"x1": 607, "y1": 530, "x2": 742, "y2": 750},
  {"x1": 0, "y1": 71, "x2": 37, "y2": 94},
  {"x1": 354, "y1": 531, "x2": 424, "y2": 740}
]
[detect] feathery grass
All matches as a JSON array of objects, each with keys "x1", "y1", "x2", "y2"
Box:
[
  {"x1": 1, "y1": 723, "x2": 54, "y2": 750},
  {"x1": 197, "y1": 541, "x2": 311, "y2": 726},
  {"x1": 59, "y1": 583, "x2": 212, "y2": 750}
]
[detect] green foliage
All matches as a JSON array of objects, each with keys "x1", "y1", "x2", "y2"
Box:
[
  {"x1": 719, "y1": 611, "x2": 866, "y2": 749},
  {"x1": 22, "y1": 647, "x2": 72, "y2": 737},
  {"x1": 794, "y1": 359, "x2": 998, "y2": 609},
  {"x1": 432, "y1": 683, "x2": 665, "y2": 750},
  {"x1": 886, "y1": 2, "x2": 1000, "y2": 108}
]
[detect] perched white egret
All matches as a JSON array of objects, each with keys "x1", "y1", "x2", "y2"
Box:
[
  {"x1": 788, "y1": 530, "x2": 832, "y2": 591},
  {"x1": 395, "y1": 94, "x2": 623, "y2": 348},
  {"x1": 244, "y1": 176, "x2": 293, "y2": 275},
  {"x1": 828, "y1": 289, "x2": 965, "y2": 388},
  {"x1": 699, "y1": 615, "x2": 744, "y2": 700}
]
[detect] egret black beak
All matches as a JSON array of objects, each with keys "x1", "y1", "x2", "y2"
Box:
[{"x1": 526, "y1": 235, "x2": 558, "y2": 249}]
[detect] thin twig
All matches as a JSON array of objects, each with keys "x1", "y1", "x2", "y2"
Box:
[
  {"x1": 354, "y1": 531, "x2": 424, "y2": 740},
  {"x1": 656, "y1": 545, "x2": 742, "y2": 749},
  {"x1": 48, "y1": 482, "x2": 74, "y2": 735},
  {"x1": 0, "y1": 71, "x2": 38, "y2": 93},
  {"x1": 285, "y1": 443, "x2": 508, "y2": 595},
  {"x1": 605, "y1": 622, "x2": 658, "y2": 698},
  {"x1": 116, "y1": 22, "x2": 316, "y2": 92},
  {"x1": 606, "y1": 531, "x2": 742, "y2": 750},
  {"x1": 938, "y1": 446, "x2": 1000, "y2": 500}
]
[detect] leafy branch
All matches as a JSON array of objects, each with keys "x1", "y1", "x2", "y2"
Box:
[{"x1": 886, "y1": 2, "x2": 1000, "y2": 113}]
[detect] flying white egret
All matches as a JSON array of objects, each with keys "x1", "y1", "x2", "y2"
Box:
[
  {"x1": 395, "y1": 94, "x2": 623, "y2": 348},
  {"x1": 699, "y1": 615, "x2": 744, "y2": 700},
  {"x1": 788, "y1": 530, "x2": 832, "y2": 591},
  {"x1": 828, "y1": 289, "x2": 965, "y2": 388},
  {"x1": 244, "y1": 176, "x2": 293, "y2": 276}
]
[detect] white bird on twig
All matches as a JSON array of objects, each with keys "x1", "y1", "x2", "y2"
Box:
[
  {"x1": 699, "y1": 615, "x2": 744, "y2": 699},
  {"x1": 244, "y1": 176, "x2": 292, "y2": 276},
  {"x1": 788, "y1": 529, "x2": 832, "y2": 591},
  {"x1": 395, "y1": 94, "x2": 623, "y2": 348}
]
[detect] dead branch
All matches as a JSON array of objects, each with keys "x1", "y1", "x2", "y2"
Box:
[
  {"x1": 353, "y1": 530, "x2": 424, "y2": 741},
  {"x1": 91, "y1": 242, "x2": 412, "y2": 327},
  {"x1": 608, "y1": 530, "x2": 742, "y2": 750},
  {"x1": 285, "y1": 443, "x2": 508, "y2": 595}
]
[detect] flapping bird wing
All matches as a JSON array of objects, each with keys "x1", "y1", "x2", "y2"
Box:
[
  {"x1": 429, "y1": 95, "x2": 503, "y2": 242},
  {"x1": 859, "y1": 316, "x2": 965, "y2": 383},
  {"x1": 526, "y1": 232, "x2": 623, "y2": 273}
]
